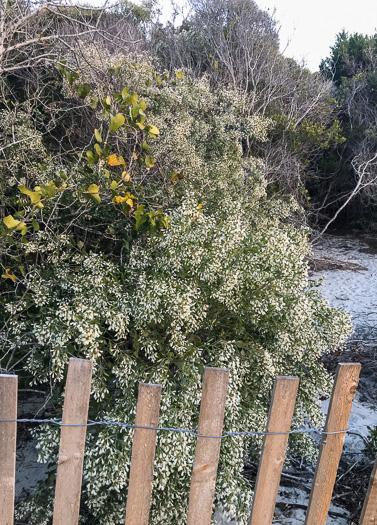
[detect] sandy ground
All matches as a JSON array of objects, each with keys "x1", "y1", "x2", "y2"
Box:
[{"x1": 312, "y1": 234, "x2": 377, "y2": 336}]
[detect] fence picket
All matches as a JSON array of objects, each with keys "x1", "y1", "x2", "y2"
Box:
[
  {"x1": 125, "y1": 383, "x2": 162, "y2": 525},
  {"x1": 359, "y1": 454, "x2": 377, "y2": 524},
  {"x1": 0, "y1": 374, "x2": 18, "y2": 525},
  {"x1": 52, "y1": 358, "x2": 93, "y2": 525},
  {"x1": 249, "y1": 376, "x2": 299, "y2": 525},
  {"x1": 187, "y1": 367, "x2": 229, "y2": 525},
  {"x1": 1, "y1": 361, "x2": 369, "y2": 525},
  {"x1": 305, "y1": 362, "x2": 361, "y2": 525}
]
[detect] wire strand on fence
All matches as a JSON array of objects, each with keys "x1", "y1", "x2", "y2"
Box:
[{"x1": 0, "y1": 418, "x2": 354, "y2": 437}]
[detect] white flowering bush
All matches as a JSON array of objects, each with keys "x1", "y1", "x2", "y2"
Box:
[{"x1": 1, "y1": 55, "x2": 352, "y2": 524}]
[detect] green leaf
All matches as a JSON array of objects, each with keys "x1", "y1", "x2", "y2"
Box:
[
  {"x1": 39, "y1": 183, "x2": 56, "y2": 198},
  {"x1": 94, "y1": 143, "x2": 102, "y2": 155},
  {"x1": 76, "y1": 84, "x2": 90, "y2": 99},
  {"x1": 128, "y1": 93, "x2": 138, "y2": 104},
  {"x1": 32, "y1": 219, "x2": 39, "y2": 231},
  {"x1": 131, "y1": 103, "x2": 140, "y2": 119},
  {"x1": 134, "y1": 204, "x2": 146, "y2": 230},
  {"x1": 114, "y1": 92, "x2": 122, "y2": 104},
  {"x1": 66, "y1": 71, "x2": 78, "y2": 85},
  {"x1": 110, "y1": 180, "x2": 118, "y2": 191},
  {"x1": 142, "y1": 141, "x2": 150, "y2": 153},
  {"x1": 94, "y1": 129, "x2": 102, "y2": 143},
  {"x1": 139, "y1": 100, "x2": 147, "y2": 111},
  {"x1": 110, "y1": 113, "x2": 125, "y2": 132},
  {"x1": 103, "y1": 96, "x2": 111, "y2": 111},
  {"x1": 122, "y1": 87, "x2": 129, "y2": 99}
]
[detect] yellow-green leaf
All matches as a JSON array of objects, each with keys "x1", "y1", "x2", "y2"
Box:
[
  {"x1": 90, "y1": 96, "x2": 99, "y2": 109},
  {"x1": 84, "y1": 184, "x2": 101, "y2": 203},
  {"x1": 19, "y1": 185, "x2": 41, "y2": 204},
  {"x1": 110, "y1": 113, "x2": 125, "y2": 132},
  {"x1": 3, "y1": 215, "x2": 25, "y2": 230},
  {"x1": 175, "y1": 70, "x2": 184, "y2": 79},
  {"x1": 145, "y1": 155, "x2": 155, "y2": 169},
  {"x1": 147, "y1": 124, "x2": 159, "y2": 137},
  {"x1": 1, "y1": 269, "x2": 17, "y2": 282},
  {"x1": 94, "y1": 129, "x2": 102, "y2": 143}
]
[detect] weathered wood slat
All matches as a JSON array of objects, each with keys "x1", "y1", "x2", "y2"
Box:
[
  {"x1": 359, "y1": 454, "x2": 377, "y2": 524},
  {"x1": 249, "y1": 376, "x2": 299, "y2": 525},
  {"x1": 125, "y1": 383, "x2": 162, "y2": 525},
  {"x1": 52, "y1": 358, "x2": 93, "y2": 525},
  {"x1": 305, "y1": 362, "x2": 361, "y2": 525},
  {"x1": 0, "y1": 374, "x2": 18, "y2": 525},
  {"x1": 187, "y1": 367, "x2": 229, "y2": 525}
]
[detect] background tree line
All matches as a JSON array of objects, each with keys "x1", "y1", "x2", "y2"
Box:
[{"x1": 2, "y1": 0, "x2": 376, "y2": 232}]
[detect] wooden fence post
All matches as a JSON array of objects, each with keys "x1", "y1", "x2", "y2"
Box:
[
  {"x1": 249, "y1": 376, "x2": 299, "y2": 525},
  {"x1": 359, "y1": 454, "x2": 377, "y2": 524},
  {"x1": 53, "y1": 358, "x2": 93, "y2": 525},
  {"x1": 0, "y1": 374, "x2": 18, "y2": 525},
  {"x1": 187, "y1": 367, "x2": 229, "y2": 525},
  {"x1": 305, "y1": 362, "x2": 361, "y2": 525},
  {"x1": 124, "y1": 383, "x2": 162, "y2": 525}
]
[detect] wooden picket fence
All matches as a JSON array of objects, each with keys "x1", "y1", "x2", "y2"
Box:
[{"x1": 1, "y1": 359, "x2": 377, "y2": 524}]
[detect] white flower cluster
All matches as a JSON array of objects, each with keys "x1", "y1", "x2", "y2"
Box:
[{"x1": 7, "y1": 196, "x2": 352, "y2": 524}]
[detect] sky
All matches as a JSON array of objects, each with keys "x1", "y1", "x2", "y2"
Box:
[
  {"x1": 257, "y1": 0, "x2": 377, "y2": 71},
  {"x1": 155, "y1": 0, "x2": 377, "y2": 71}
]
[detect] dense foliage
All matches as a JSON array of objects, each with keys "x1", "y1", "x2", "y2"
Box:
[{"x1": 152, "y1": 0, "x2": 345, "y2": 209}]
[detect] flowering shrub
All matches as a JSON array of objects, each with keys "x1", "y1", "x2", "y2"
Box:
[{"x1": 1, "y1": 54, "x2": 352, "y2": 524}]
